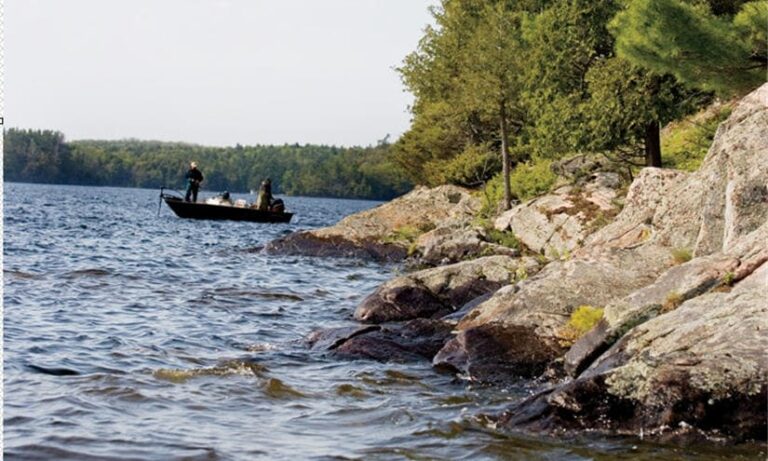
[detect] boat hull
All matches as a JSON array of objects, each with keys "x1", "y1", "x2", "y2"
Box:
[{"x1": 163, "y1": 196, "x2": 293, "y2": 223}]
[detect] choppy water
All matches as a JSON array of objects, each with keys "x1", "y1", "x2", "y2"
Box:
[{"x1": 3, "y1": 183, "x2": 764, "y2": 460}]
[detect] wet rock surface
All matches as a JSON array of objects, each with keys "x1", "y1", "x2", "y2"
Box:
[
  {"x1": 265, "y1": 233, "x2": 409, "y2": 262},
  {"x1": 308, "y1": 319, "x2": 454, "y2": 363},
  {"x1": 354, "y1": 255, "x2": 540, "y2": 324},
  {"x1": 433, "y1": 322, "x2": 562, "y2": 383}
]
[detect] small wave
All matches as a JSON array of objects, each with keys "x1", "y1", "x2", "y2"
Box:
[
  {"x1": 62, "y1": 268, "x2": 112, "y2": 279},
  {"x1": 210, "y1": 287, "x2": 305, "y2": 301},
  {"x1": 153, "y1": 359, "x2": 268, "y2": 383},
  {"x1": 260, "y1": 378, "x2": 306, "y2": 399},
  {"x1": 3, "y1": 269, "x2": 44, "y2": 280},
  {"x1": 412, "y1": 421, "x2": 467, "y2": 439},
  {"x1": 335, "y1": 383, "x2": 368, "y2": 399},
  {"x1": 26, "y1": 364, "x2": 80, "y2": 376},
  {"x1": 244, "y1": 343, "x2": 277, "y2": 353}
]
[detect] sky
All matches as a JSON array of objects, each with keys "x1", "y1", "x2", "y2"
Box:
[{"x1": 4, "y1": 0, "x2": 436, "y2": 147}]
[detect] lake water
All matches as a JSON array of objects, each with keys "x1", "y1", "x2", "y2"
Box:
[{"x1": 3, "y1": 183, "x2": 762, "y2": 460}]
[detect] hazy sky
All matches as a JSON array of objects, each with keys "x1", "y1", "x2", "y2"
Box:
[{"x1": 5, "y1": 0, "x2": 435, "y2": 146}]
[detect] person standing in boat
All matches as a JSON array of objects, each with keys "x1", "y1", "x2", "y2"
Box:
[
  {"x1": 255, "y1": 178, "x2": 273, "y2": 210},
  {"x1": 184, "y1": 162, "x2": 204, "y2": 202}
]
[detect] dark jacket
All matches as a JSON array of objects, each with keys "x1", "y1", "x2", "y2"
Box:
[{"x1": 186, "y1": 168, "x2": 204, "y2": 184}]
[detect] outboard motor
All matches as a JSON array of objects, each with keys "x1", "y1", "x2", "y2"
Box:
[{"x1": 271, "y1": 198, "x2": 285, "y2": 213}]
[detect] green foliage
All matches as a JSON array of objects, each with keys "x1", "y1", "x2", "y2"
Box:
[
  {"x1": 509, "y1": 158, "x2": 557, "y2": 201},
  {"x1": 662, "y1": 104, "x2": 733, "y2": 171},
  {"x1": 670, "y1": 247, "x2": 693, "y2": 265},
  {"x1": 385, "y1": 223, "x2": 434, "y2": 258},
  {"x1": 383, "y1": 225, "x2": 423, "y2": 245},
  {"x1": 522, "y1": 0, "x2": 620, "y2": 157},
  {"x1": 722, "y1": 271, "x2": 736, "y2": 286},
  {"x1": 439, "y1": 144, "x2": 501, "y2": 187},
  {"x1": 557, "y1": 305, "x2": 605, "y2": 346},
  {"x1": 611, "y1": 0, "x2": 767, "y2": 96},
  {"x1": 582, "y1": 57, "x2": 705, "y2": 163},
  {"x1": 477, "y1": 157, "x2": 557, "y2": 217},
  {"x1": 485, "y1": 229, "x2": 521, "y2": 251},
  {"x1": 395, "y1": 1, "x2": 535, "y2": 189},
  {"x1": 3, "y1": 129, "x2": 411, "y2": 200},
  {"x1": 478, "y1": 173, "x2": 505, "y2": 218}
]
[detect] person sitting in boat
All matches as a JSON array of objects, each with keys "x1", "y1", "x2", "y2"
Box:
[
  {"x1": 205, "y1": 191, "x2": 233, "y2": 206},
  {"x1": 184, "y1": 162, "x2": 204, "y2": 202},
  {"x1": 270, "y1": 198, "x2": 285, "y2": 213},
  {"x1": 254, "y1": 178, "x2": 273, "y2": 210}
]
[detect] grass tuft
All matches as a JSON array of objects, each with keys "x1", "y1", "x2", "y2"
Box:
[{"x1": 556, "y1": 305, "x2": 604, "y2": 347}]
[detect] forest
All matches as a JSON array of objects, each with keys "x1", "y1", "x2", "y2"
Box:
[
  {"x1": 3, "y1": 130, "x2": 411, "y2": 200},
  {"x1": 393, "y1": 0, "x2": 766, "y2": 208}
]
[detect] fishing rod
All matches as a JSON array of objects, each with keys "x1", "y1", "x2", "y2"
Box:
[{"x1": 157, "y1": 187, "x2": 163, "y2": 216}]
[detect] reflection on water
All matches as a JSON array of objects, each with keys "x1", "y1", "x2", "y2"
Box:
[{"x1": 4, "y1": 183, "x2": 763, "y2": 460}]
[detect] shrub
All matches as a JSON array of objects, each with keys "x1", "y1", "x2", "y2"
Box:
[
  {"x1": 662, "y1": 291, "x2": 684, "y2": 312},
  {"x1": 509, "y1": 158, "x2": 558, "y2": 202},
  {"x1": 557, "y1": 305, "x2": 604, "y2": 347},
  {"x1": 440, "y1": 144, "x2": 501, "y2": 187},
  {"x1": 477, "y1": 157, "x2": 557, "y2": 218},
  {"x1": 662, "y1": 104, "x2": 733, "y2": 172},
  {"x1": 478, "y1": 174, "x2": 505, "y2": 218},
  {"x1": 670, "y1": 247, "x2": 693, "y2": 265},
  {"x1": 485, "y1": 229, "x2": 521, "y2": 250},
  {"x1": 383, "y1": 225, "x2": 421, "y2": 244}
]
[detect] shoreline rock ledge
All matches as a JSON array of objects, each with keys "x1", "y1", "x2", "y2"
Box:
[{"x1": 264, "y1": 185, "x2": 480, "y2": 262}]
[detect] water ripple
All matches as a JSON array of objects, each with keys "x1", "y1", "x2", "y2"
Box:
[{"x1": 4, "y1": 183, "x2": 754, "y2": 461}]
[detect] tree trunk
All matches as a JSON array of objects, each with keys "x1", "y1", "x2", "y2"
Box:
[
  {"x1": 500, "y1": 101, "x2": 511, "y2": 211},
  {"x1": 644, "y1": 120, "x2": 662, "y2": 167}
]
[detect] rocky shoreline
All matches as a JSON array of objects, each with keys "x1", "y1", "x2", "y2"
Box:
[{"x1": 266, "y1": 84, "x2": 768, "y2": 443}]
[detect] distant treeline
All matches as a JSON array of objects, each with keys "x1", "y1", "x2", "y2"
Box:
[{"x1": 3, "y1": 128, "x2": 412, "y2": 200}]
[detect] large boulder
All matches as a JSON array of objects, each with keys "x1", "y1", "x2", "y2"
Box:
[
  {"x1": 412, "y1": 226, "x2": 520, "y2": 266},
  {"x1": 354, "y1": 255, "x2": 540, "y2": 324},
  {"x1": 565, "y1": 222, "x2": 768, "y2": 377},
  {"x1": 434, "y1": 246, "x2": 669, "y2": 382},
  {"x1": 585, "y1": 83, "x2": 768, "y2": 255},
  {"x1": 501, "y1": 261, "x2": 768, "y2": 442},
  {"x1": 494, "y1": 172, "x2": 622, "y2": 258},
  {"x1": 439, "y1": 83, "x2": 768, "y2": 384},
  {"x1": 265, "y1": 185, "x2": 480, "y2": 261},
  {"x1": 433, "y1": 322, "x2": 562, "y2": 382}
]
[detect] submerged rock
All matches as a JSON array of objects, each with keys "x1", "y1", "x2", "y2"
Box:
[
  {"x1": 265, "y1": 185, "x2": 480, "y2": 261},
  {"x1": 354, "y1": 255, "x2": 540, "y2": 324},
  {"x1": 308, "y1": 319, "x2": 453, "y2": 363}
]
